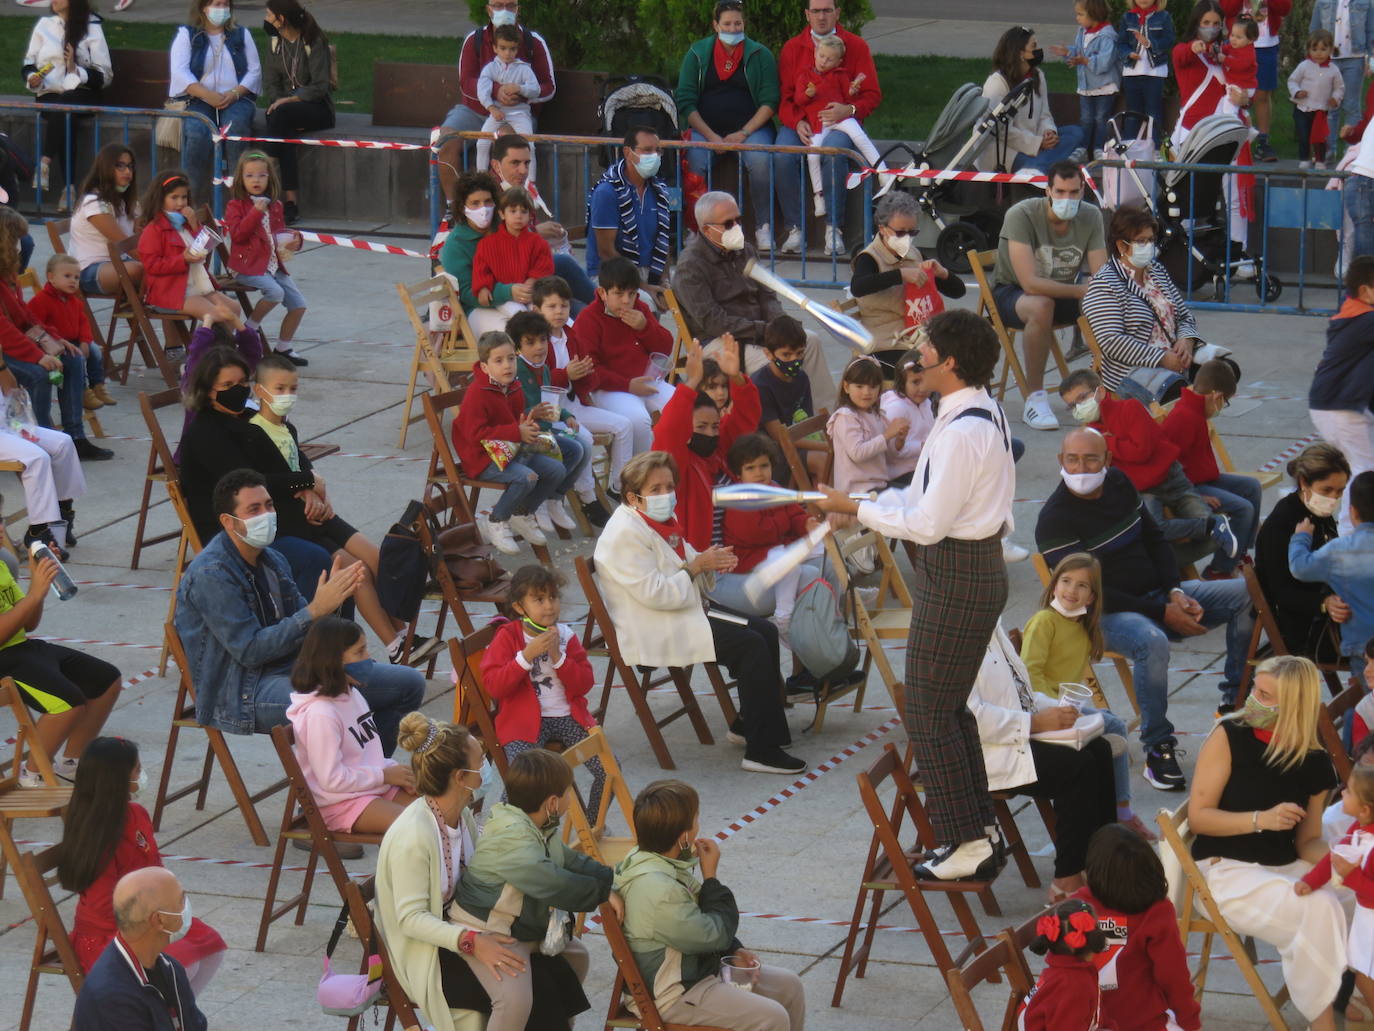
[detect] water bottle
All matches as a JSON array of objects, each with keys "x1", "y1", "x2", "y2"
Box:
[{"x1": 28, "y1": 541, "x2": 77, "y2": 601}]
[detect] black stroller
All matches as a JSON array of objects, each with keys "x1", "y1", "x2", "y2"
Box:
[{"x1": 596, "y1": 75, "x2": 678, "y2": 168}]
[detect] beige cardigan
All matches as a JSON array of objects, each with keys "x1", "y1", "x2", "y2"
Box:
[{"x1": 374, "y1": 797, "x2": 484, "y2": 1031}]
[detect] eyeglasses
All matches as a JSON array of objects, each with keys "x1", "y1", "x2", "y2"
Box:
[
  {"x1": 114, "y1": 162, "x2": 134, "y2": 170},
  {"x1": 810, "y1": 5, "x2": 836, "y2": 12}
]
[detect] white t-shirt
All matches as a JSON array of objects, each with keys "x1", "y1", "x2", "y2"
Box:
[
  {"x1": 521, "y1": 623, "x2": 573, "y2": 718},
  {"x1": 549, "y1": 329, "x2": 571, "y2": 368},
  {"x1": 70, "y1": 194, "x2": 134, "y2": 271}
]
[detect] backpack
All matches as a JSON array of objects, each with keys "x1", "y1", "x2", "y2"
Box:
[
  {"x1": 788, "y1": 571, "x2": 860, "y2": 684},
  {"x1": 376, "y1": 500, "x2": 428, "y2": 623}
]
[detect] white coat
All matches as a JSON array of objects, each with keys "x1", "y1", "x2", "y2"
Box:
[
  {"x1": 966, "y1": 624, "x2": 1061, "y2": 791},
  {"x1": 24, "y1": 14, "x2": 113, "y2": 96}
]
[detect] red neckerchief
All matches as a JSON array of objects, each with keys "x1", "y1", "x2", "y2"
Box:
[
  {"x1": 1132, "y1": 7, "x2": 1155, "y2": 31},
  {"x1": 1253, "y1": 727, "x2": 1274, "y2": 743},
  {"x1": 713, "y1": 37, "x2": 743, "y2": 80},
  {"x1": 1315, "y1": 57, "x2": 1332, "y2": 67},
  {"x1": 637, "y1": 508, "x2": 686, "y2": 558},
  {"x1": 1338, "y1": 297, "x2": 1374, "y2": 319},
  {"x1": 1086, "y1": 21, "x2": 1109, "y2": 33}
]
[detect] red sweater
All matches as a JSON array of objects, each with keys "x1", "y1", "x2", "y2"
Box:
[
  {"x1": 777, "y1": 26, "x2": 881, "y2": 129},
  {"x1": 1159, "y1": 388, "x2": 1221, "y2": 485},
  {"x1": 480, "y1": 618, "x2": 595, "y2": 743},
  {"x1": 1219, "y1": 0, "x2": 1290, "y2": 36},
  {"x1": 453, "y1": 363, "x2": 526, "y2": 477},
  {"x1": 723, "y1": 485, "x2": 808, "y2": 572},
  {"x1": 1021, "y1": 953, "x2": 1114, "y2": 1031},
  {"x1": 472, "y1": 225, "x2": 554, "y2": 298},
  {"x1": 1222, "y1": 43, "x2": 1257, "y2": 90},
  {"x1": 1301, "y1": 819, "x2": 1374, "y2": 906},
  {"x1": 1088, "y1": 394, "x2": 1179, "y2": 492},
  {"x1": 793, "y1": 65, "x2": 855, "y2": 131},
  {"x1": 1072, "y1": 888, "x2": 1201, "y2": 1031},
  {"x1": 138, "y1": 212, "x2": 220, "y2": 311},
  {"x1": 566, "y1": 296, "x2": 673, "y2": 394},
  {"x1": 26, "y1": 282, "x2": 93, "y2": 345},
  {"x1": 651, "y1": 379, "x2": 762, "y2": 551},
  {"x1": 1171, "y1": 43, "x2": 1229, "y2": 135},
  {"x1": 223, "y1": 197, "x2": 296, "y2": 277},
  {"x1": 0, "y1": 279, "x2": 61, "y2": 362}
]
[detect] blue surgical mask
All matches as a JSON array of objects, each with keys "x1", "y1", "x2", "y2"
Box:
[
  {"x1": 635, "y1": 153, "x2": 661, "y2": 179},
  {"x1": 464, "y1": 759, "x2": 500, "y2": 811},
  {"x1": 491, "y1": 8, "x2": 517, "y2": 26},
  {"x1": 1050, "y1": 197, "x2": 1081, "y2": 220},
  {"x1": 206, "y1": 6, "x2": 231, "y2": 27},
  {"x1": 166, "y1": 210, "x2": 187, "y2": 228},
  {"x1": 718, "y1": 30, "x2": 745, "y2": 46},
  {"x1": 642, "y1": 491, "x2": 676, "y2": 523}
]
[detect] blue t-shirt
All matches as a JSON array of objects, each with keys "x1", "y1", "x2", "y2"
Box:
[
  {"x1": 587, "y1": 179, "x2": 662, "y2": 278},
  {"x1": 751, "y1": 365, "x2": 814, "y2": 430}
]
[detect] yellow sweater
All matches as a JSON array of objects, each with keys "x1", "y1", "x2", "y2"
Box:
[{"x1": 1020, "y1": 607, "x2": 1091, "y2": 699}]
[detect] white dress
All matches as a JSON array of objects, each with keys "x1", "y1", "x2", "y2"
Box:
[{"x1": 1339, "y1": 826, "x2": 1374, "y2": 975}]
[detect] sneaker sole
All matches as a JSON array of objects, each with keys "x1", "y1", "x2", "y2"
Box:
[
  {"x1": 741, "y1": 758, "x2": 806, "y2": 774},
  {"x1": 1143, "y1": 768, "x2": 1187, "y2": 791},
  {"x1": 726, "y1": 731, "x2": 746, "y2": 746},
  {"x1": 407, "y1": 639, "x2": 445, "y2": 665}
]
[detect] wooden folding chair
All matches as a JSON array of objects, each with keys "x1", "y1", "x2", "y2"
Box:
[
  {"x1": 451, "y1": 625, "x2": 507, "y2": 771},
  {"x1": 1157, "y1": 805, "x2": 1291, "y2": 1029},
  {"x1": 194, "y1": 205, "x2": 256, "y2": 315},
  {"x1": 46, "y1": 218, "x2": 115, "y2": 350},
  {"x1": 832, "y1": 742, "x2": 1000, "y2": 1006},
  {"x1": 1235, "y1": 563, "x2": 1347, "y2": 705},
  {"x1": 255, "y1": 724, "x2": 382, "y2": 951},
  {"x1": 1319, "y1": 677, "x2": 1364, "y2": 782},
  {"x1": 944, "y1": 925, "x2": 1037, "y2": 1031},
  {"x1": 559, "y1": 726, "x2": 637, "y2": 867},
  {"x1": 599, "y1": 900, "x2": 731, "y2": 1031},
  {"x1": 105, "y1": 235, "x2": 182, "y2": 387},
  {"x1": 156, "y1": 480, "x2": 203, "y2": 676},
  {"x1": 153, "y1": 623, "x2": 286, "y2": 847},
  {"x1": 968, "y1": 250, "x2": 1070, "y2": 403},
  {"x1": 825, "y1": 530, "x2": 907, "y2": 713},
  {"x1": 14, "y1": 270, "x2": 104, "y2": 440},
  {"x1": 767, "y1": 408, "x2": 832, "y2": 492},
  {"x1": 0, "y1": 677, "x2": 70, "y2": 900},
  {"x1": 575, "y1": 555, "x2": 717, "y2": 770},
  {"x1": 13, "y1": 844, "x2": 84, "y2": 1031},
  {"x1": 131, "y1": 387, "x2": 185, "y2": 569},
  {"x1": 661, "y1": 287, "x2": 693, "y2": 382},
  {"x1": 397, "y1": 275, "x2": 480, "y2": 448},
  {"x1": 1076, "y1": 315, "x2": 1104, "y2": 377}
]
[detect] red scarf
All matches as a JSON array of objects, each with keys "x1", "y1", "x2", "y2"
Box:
[
  {"x1": 1253, "y1": 727, "x2": 1274, "y2": 743},
  {"x1": 712, "y1": 38, "x2": 744, "y2": 81},
  {"x1": 637, "y1": 508, "x2": 687, "y2": 558},
  {"x1": 1086, "y1": 21, "x2": 1109, "y2": 33}
]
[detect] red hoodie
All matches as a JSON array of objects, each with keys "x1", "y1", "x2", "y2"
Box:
[
  {"x1": 480, "y1": 618, "x2": 595, "y2": 744},
  {"x1": 1088, "y1": 394, "x2": 1179, "y2": 492},
  {"x1": 138, "y1": 211, "x2": 221, "y2": 311},
  {"x1": 1160, "y1": 387, "x2": 1220, "y2": 485},
  {"x1": 723, "y1": 484, "x2": 809, "y2": 572},
  {"x1": 453, "y1": 362, "x2": 526, "y2": 477},
  {"x1": 0, "y1": 279, "x2": 60, "y2": 363},
  {"x1": 1020, "y1": 952, "x2": 1113, "y2": 1030},
  {"x1": 651, "y1": 379, "x2": 761, "y2": 551},
  {"x1": 26, "y1": 282, "x2": 93, "y2": 345},
  {"x1": 566, "y1": 295, "x2": 673, "y2": 395}
]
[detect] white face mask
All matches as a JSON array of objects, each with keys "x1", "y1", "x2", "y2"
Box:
[
  {"x1": 158, "y1": 897, "x2": 193, "y2": 942},
  {"x1": 641, "y1": 491, "x2": 677, "y2": 523},
  {"x1": 717, "y1": 224, "x2": 745, "y2": 251},
  {"x1": 490, "y1": 8, "x2": 517, "y2": 26},
  {"x1": 1071, "y1": 395, "x2": 1100, "y2": 423},
  {"x1": 1061, "y1": 467, "x2": 1107, "y2": 495},
  {"x1": 1050, "y1": 597, "x2": 1089, "y2": 619},
  {"x1": 884, "y1": 230, "x2": 911, "y2": 259},
  {"x1": 233, "y1": 511, "x2": 277, "y2": 549},
  {"x1": 206, "y1": 6, "x2": 231, "y2": 27},
  {"x1": 1304, "y1": 490, "x2": 1341, "y2": 518},
  {"x1": 130, "y1": 768, "x2": 148, "y2": 797},
  {"x1": 1050, "y1": 197, "x2": 1081, "y2": 220},
  {"x1": 261, "y1": 391, "x2": 296, "y2": 417},
  {"x1": 466, "y1": 203, "x2": 494, "y2": 229},
  {"x1": 1128, "y1": 241, "x2": 1156, "y2": 269}
]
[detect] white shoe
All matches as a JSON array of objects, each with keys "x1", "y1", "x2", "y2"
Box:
[
  {"x1": 544, "y1": 498, "x2": 577, "y2": 530},
  {"x1": 479, "y1": 514, "x2": 520, "y2": 555},
  {"x1": 508, "y1": 513, "x2": 548, "y2": 546},
  {"x1": 914, "y1": 834, "x2": 1003, "y2": 881},
  {"x1": 755, "y1": 224, "x2": 774, "y2": 252},
  {"x1": 18, "y1": 764, "x2": 44, "y2": 788},
  {"x1": 113, "y1": 0, "x2": 133, "y2": 8},
  {"x1": 778, "y1": 227, "x2": 803, "y2": 254},
  {"x1": 1022, "y1": 390, "x2": 1059, "y2": 431},
  {"x1": 849, "y1": 544, "x2": 875, "y2": 575},
  {"x1": 34, "y1": 157, "x2": 50, "y2": 191},
  {"x1": 855, "y1": 586, "x2": 880, "y2": 609},
  {"x1": 1001, "y1": 540, "x2": 1029, "y2": 564},
  {"x1": 813, "y1": 193, "x2": 827, "y2": 217},
  {"x1": 534, "y1": 505, "x2": 556, "y2": 536},
  {"x1": 14, "y1": 0, "x2": 50, "y2": 7},
  {"x1": 824, "y1": 225, "x2": 846, "y2": 256}
]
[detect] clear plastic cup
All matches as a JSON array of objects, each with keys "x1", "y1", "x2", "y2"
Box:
[
  {"x1": 720, "y1": 956, "x2": 760, "y2": 991},
  {"x1": 645, "y1": 353, "x2": 672, "y2": 380},
  {"x1": 1059, "y1": 683, "x2": 1094, "y2": 712},
  {"x1": 540, "y1": 385, "x2": 566, "y2": 410},
  {"x1": 275, "y1": 231, "x2": 296, "y2": 263}
]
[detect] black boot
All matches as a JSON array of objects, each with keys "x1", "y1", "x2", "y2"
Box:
[
  {"x1": 23, "y1": 523, "x2": 68, "y2": 562},
  {"x1": 58, "y1": 500, "x2": 76, "y2": 548}
]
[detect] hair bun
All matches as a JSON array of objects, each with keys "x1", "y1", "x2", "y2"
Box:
[{"x1": 396, "y1": 712, "x2": 433, "y2": 754}]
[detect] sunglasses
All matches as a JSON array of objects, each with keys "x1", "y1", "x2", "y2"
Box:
[
  {"x1": 712, "y1": 217, "x2": 741, "y2": 230},
  {"x1": 883, "y1": 227, "x2": 915, "y2": 238}
]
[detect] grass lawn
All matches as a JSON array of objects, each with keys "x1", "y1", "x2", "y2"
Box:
[{"x1": 0, "y1": 16, "x2": 1303, "y2": 156}]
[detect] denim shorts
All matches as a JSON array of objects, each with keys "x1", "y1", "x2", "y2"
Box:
[
  {"x1": 992, "y1": 282, "x2": 1081, "y2": 330},
  {"x1": 79, "y1": 262, "x2": 106, "y2": 296},
  {"x1": 235, "y1": 269, "x2": 307, "y2": 311},
  {"x1": 1255, "y1": 44, "x2": 1279, "y2": 92}
]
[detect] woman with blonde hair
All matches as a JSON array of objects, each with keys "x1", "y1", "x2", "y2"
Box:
[{"x1": 1188, "y1": 655, "x2": 1345, "y2": 1029}]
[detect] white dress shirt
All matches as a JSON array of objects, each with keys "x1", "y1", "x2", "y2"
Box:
[{"x1": 857, "y1": 385, "x2": 1015, "y2": 545}]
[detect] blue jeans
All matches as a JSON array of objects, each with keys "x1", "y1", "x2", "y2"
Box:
[
  {"x1": 687, "y1": 125, "x2": 783, "y2": 232},
  {"x1": 1080, "y1": 702, "x2": 1131, "y2": 804},
  {"x1": 552, "y1": 430, "x2": 591, "y2": 498},
  {"x1": 1122, "y1": 76, "x2": 1166, "y2": 146},
  {"x1": 269, "y1": 534, "x2": 332, "y2": 602},
  {"x1": 1197, "y1": 472, "x2": 1262, "y2": 574},
  {"x1": 182, "y1": 96, "x2": 256, "y2": 205},
  {"x1": 1079, "y1": 93, "x2": 1117, "y2": 156},
  {"x1": 85, "y1": 341, "x2": 105, "y2": 387},
  {"x1": 18, "y1": 234, "x2": 34, "y2": 274},
  {"x1": 480, "y1": 449, "x2": 570, "y2": 522},
  {"x1": 1101, "y1": 576, "x2": 1252, "y2": 749},
  {"x1": 775, "y1": 124, "x2": 847, "y2": 230},
  {"x1": 1333, "y1": 57, "x2": 1367, "y2": 150},
  {"x1": 235, "y1": 269, "x2": 307, "y2": 311},
  {"x1": 255, "y1": 658, "x2": 424, "y2": 756},
  {"x1": 707, "y1": 561, "x2": 823, "y2": 618},
  {"x1": 552, "y1": 253, "x2": 595, "y2": 307},
  {"x1": 9, "y1": 352, "x2": 87, "y2": 439},
  {"x1": 1348, "y1": 173, "x2": 1374, "y2": 259},
  {"x1": 1011, "y1": 124, "x2": 1087, "y2": 172}
]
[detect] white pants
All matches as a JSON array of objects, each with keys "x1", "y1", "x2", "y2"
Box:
[
  {"x1": 705, "y1": 330, "x2": 836, "y2": 408},
  {"x1": 564, "y1": 396, "x2": 633, "y2": 494},
  {"x1": 807, "y1": 117, "x2": 882, "y2": 196},
  {"x1": 475, "y1": 108, "x2": 535, "y2": 184},
  {"x1": 1203, "y1": 855, "x2": 1347, "y2": 1021},
  {"x1": 591, "y1": 382, "x2": 677, "y2": 456},
  {"x1": 0, "y1": 426, "x2": 86, "y2": 524},
  {"x1": 1310, "y1": 407, "x2": 1374, "y2": 536},
  {"x1": 468, "y1": 301, "x2": 527, "y2": 338}
]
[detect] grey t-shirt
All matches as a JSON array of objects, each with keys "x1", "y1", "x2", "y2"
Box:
[{"x1": 992, "y1": 197, "x2": 1105, "y2": 289}]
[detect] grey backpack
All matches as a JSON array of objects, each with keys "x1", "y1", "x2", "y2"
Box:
[{"x1": 789, "y1": 567, "x2": 860, "y2": 684}]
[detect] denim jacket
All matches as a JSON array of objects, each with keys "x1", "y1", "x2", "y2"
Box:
[
  {"x1": 1311, "y1": 0, "x2": 1374, "y2": 58},
  {"x1": 1288, "y1": 523, "x2": 1374, "y2": 656},
  {"x1": 1068, "y1": 25, "x2": 1122, "y2": 92},
  {"x1": 174, "y1": 531, "x2": 312, "y2": 734},
  {"x1": 1115, "y1": 8, "x2": 1175, "y2": 70}
]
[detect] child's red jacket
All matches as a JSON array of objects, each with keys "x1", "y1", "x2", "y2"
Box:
[
  {"x1": 480, "y1": 618, "x2": 595, "y2": 744},
  {"x1": 471, "y1": 226, "x2": 554, "y2": 299},
  {"x1": 566, "y1": 295, "x2": 673, "y2": 395},
  {"x1": 138, "y1": 212, "x2": 219, "y2": 311},
  {"x1": 792, "y1": 65, "x2": 855, "y2": 131},
  {"x1": 1159, "y1": 387, "x2": 1221, "y2": 485},
  {"x1": 223, "y1": 197, "x2": 295, "y2": 277},
  {"x1": 1020, "y1": 953, "x2": 1115, "y2": 1030},
  {"x1": 723, "y1": 482, "x2": 809, "y2": 572},
  {"x1": 25, "y1": 283, "x2": 93, "y2": 345},
  {"x1": 1087, "y1": 394, "x2": 1179, "y2": 493},
  {"x1": 453, "y1": 363, "x2": 525, "y2": 477}
]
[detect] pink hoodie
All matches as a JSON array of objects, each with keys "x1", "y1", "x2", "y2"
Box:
[{"x1": 285, "y1": 688, "x2": 397, "y2": 814}]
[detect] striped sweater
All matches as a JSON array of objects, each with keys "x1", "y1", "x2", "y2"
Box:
[{"x1": 1082, "y1": 258, "x2": 1198, "y2": 393}]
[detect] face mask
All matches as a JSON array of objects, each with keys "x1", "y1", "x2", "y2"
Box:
[
  {"x1": 810, "y1": 29, "x2": 835, "y2": 43},
  {"x1": 233, "y1": 510, "x2": 277, "y2": 549},
  {"x1": 1050, "y1": 197, "x2": 1080, "y2": 220},
  {"x1": 261, "y1": 391, "x2": 296, "y2": 417},
  {"x1": 634, "y1": 152, "x2": 661, "y2": 179},
  {"x1": 491, "y1": 8, "x2": 517, "y2": 26},
  {"x1": 718, "y1": 224, "x2": 745, "y2": 251},
  {"x1": 1243, "y1": 693, "x2": 1279, "y2": 729},
  {"x1": 115, "y1": 183, "x2": 129, "y2": 194},
  {"x1": 263, "y1": 18, "x2": 277, "y2": 35},
  {"x1": 206, "y1": 6, "x2": 231, "y2": 27},
  {"x1": 215, "y1": 382, "x2": 251, "y2": 413},
  {"x1": 641, "y1": 491, "x2": 676, "y2": 523},
  {"x1": 688, "y1": 432, "x2": 718, "y2": 458},
  {"x1": 1028, "y1": 47, "x2": 1045, "y2": 67},
  {"x1": 1304, "y1": 490, "x2": 1341, "y2": 518},
  {"x1": 463, "y1": 759, "x2": 500, "y2": 811},
  {"x1": 1128, "y1": 241, "x2": 1156, "y2": 269},
  {"x1": 1050, "y1": 597, "x2": 1089, "y2": 619},
  {"x1": 1198, "y1": 24, "x2": 1220, "y2": 41},
  {"x1": 159, "y1": 897, "x2": 193, "y2": 942},
  {"x1": 165, "y1": 210, "x2": 186, "y2": 228},
  {"x1": 676, "y1": 839, "x2": 698, "y2": 862},
  {"x1": 773, "y1": 357, "x2": 804, "y2": 378},
  {"x1": 518, "y1": 352, "x2": 545, "y2": 370},
  {"x1": 1061, "y1": 467, "x2": 1107, "y2": 495},
  {"x1": 466, "y1": 203, "x2": 494, "y2": 229},
  {"x1": 1071, "y1": 395, "x2": 1100, "y2": 423},
  {"x1": 130, "y1": 769, "x2": 148, "y2": 797},
  {"x1": 718, "y1": 30, "x2": 745, "y2": 45},
  {"x1": 884, "y1": 230, "x2": 912, "y2": 259}
]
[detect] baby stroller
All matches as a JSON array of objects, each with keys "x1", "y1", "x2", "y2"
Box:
[
  {"x1": 1154, "y1": 113, "x2": 1282, "y2": 303},
  {"x1": 879, "y1": 80, "x2": 1042, "y2": 273},
  {"x1": 596, "y1": 75, "x2": 678, "y2": 168}
]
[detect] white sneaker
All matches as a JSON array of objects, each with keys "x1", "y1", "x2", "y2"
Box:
[
  {"x1": 113, "y1": 0, "x2": 133, "y2": 9},
  {"x1": 479, "y1": 514, "x2": 520, "y2": 555},
  {"x1": 824, "y1": 225, "x2": 846, "y2": 256},
  {"x1": 855, "y1": 586, "x2": 880, "y2": 609},
  {"x1": 849, "y1": 544, "x2": 875, "y2": 575},
  {"x1": 778, "y1": 226, "x2": 803, "y2": 254},
  {"x1": 813, "y1": 193, "x2": 827, "y2": 217},
  {"x1": 545, "y1": 498, "x2": 577, "y2": 530},
  {"x1": 1001, "y1": 540, "x2": 1029, "y2": 564},
  {"x1": 18, "y1": 764, "x2": 44, "y2": 788},
  {"x1": 34, "y1": 157, "x2": 50, "y2": 191},
  {"x1": 1022, "y1": 390, "x2": 1059, "y2": 431},
  {"x1": 755, "y1": 224, "x2": 774, "y2": 252},
  {"x1": 508, "y1": 513, "x2": 548, "y2": 546},
  {"x1": 534, "y1": 504, "x2": 556, "y2": 536}
]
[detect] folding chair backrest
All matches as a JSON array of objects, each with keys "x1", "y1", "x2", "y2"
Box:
[
  {"x1": 768, "y1": 408, "x2": 831, "y2": 491},
  {"x1": 140, "y1": 387, "x2": 184, "y2": 478},
  {"x1": 451, "y1": 625, "x2": 506, "y2": 771},
  {"x1": 15, "y1": 844, "x2": 84, "y2": 1021},
  {"x1": 0, "y1": 677, "x2": 58, "y2": 790},
  {"x1": 268, "y1": 724, "x2": 368, "y2": 888},
  {"x1": 16, "y1": 269, "x2": 41, "y2": 296},
  {"x1": 825, "y1": 528, "x2": 912, "y2": 609},
  {"x1": 164, "y1": 479, "x2": 203, "y2": 553},
  {"x1": 857, "y1": 742, "x2": 935, "y2": 861},
  {"x1": 944, "y1": 929, "x2": 1035, "y2": 1031},
  {"x1": 45, "y1": 219, "x2": 71, "y2": 256},
  {"x1": 341, "y1": 878, "x2": 427, "y2": 1030},
  {"x1": 662, "y1": 287, "x2": 693, "y2": 381},
  {"x1": 398, "y1": 275, "x2": 479, "y2": 358},
  {"x1": 422, "y1": 387, "x2": 467, "y2": 493},
  {"x1": 559, "y1": 726, "x2": 637, "y2": 867},
  {"x1": 575, "y1": 555, "x2": 626, "y2": 669},
  {"x1": 1076, "y1": 315, "x2": 1104, "y2": 377}
]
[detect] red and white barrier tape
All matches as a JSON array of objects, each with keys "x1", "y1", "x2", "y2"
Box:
[
  {"x1": 295, "y1": 230, "x2": 429, "y2": 260},
  {"x1": 213, "y1": 131, "x2": 431, "y2": 152},
  {"x1": 1259, "y1": 433, "x2": 1320, "y2": 472},
  {"x1": 848, "y1": 166, "x2": 1051, "y2": 188}
]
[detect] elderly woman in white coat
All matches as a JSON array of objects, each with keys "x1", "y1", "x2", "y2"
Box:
[
  {"x1": 967, "y1": 624, "x2": 1117, "y2": 900},
  {"x1": 592, "y1": 450, "x2": 806, "y2": 776}
]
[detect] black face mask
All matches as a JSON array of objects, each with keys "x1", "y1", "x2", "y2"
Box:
[
  {"x1": 688, "y1": 432, "x2": 718, "y2": 458},
  {"x1": 1028, "y1": 47, "x2": 1045, "y2": 67},
  {"x1": 262, "y1": 19, "x2": 279, "y2": 36},
  {"x1": 215, "y1": 383, "x2": 251, "y2": 413}
]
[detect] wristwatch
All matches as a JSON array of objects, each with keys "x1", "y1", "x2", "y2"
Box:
[{"x1": 459, "y1": 930, "x2": 477, "y2": 955}]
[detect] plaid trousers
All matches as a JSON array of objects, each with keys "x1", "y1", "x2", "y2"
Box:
[{"x1": 904, "y1": 535, "x2": 1006, "y2": 843}]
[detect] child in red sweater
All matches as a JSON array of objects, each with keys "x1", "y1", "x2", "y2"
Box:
[
  {"x1": 1159, "y1": 359, "x2": 1261, "y2": 577},
  {"x1": 25, "y1": 254, "x2": 115, "y2": 413},
  {"x1": 1221, "y1": 17, "x2": 1258, "y2": 119},
  {"x1": 1073, "y1": 824, "x2": 1200, "y2": 1031},
  {"x1": 479, "y1": 564, "x2": 605, "y2": 816},
  {"x1": 1021, "y1": 898, "x2": 1114, "y2": 1030},
  {"x1": 1059, "y1": 368, "x2": 1237, "y2": 563},
  {"x1": 453, "y1": 330, "x2": 575, "y2": 556},
  {"x1": 792, "y1": 34, "x2": 886, "y2": 217},
  {"x1": 470, "y1": 186, "x2": 555, "y2": 337}
]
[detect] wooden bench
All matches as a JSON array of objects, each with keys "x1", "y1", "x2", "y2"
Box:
[{"x1": 104, "y1": 49, "x2": 172, "y2": 110}]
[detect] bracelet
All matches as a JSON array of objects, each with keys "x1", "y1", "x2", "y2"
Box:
[{"x1": 1252, "y1": 810, "x2": 1260, "y2": 832}]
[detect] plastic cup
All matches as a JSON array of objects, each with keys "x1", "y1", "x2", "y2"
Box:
[
  {"x1": 646, "y1": 353, "x2": 672, "y2": 380},
  {"x1": 1059, "y1": 683, "x2": 1094, "y2": 712},
  {"x1": 720, "y1": 956, "x2": 760, "y2": 991},
  {"x1": 540, "y1": 385, "x2": 566, "y2": 410}
]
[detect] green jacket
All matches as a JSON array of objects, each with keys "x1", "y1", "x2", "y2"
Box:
[
  {"x1": 450, "y1": 803, "x2": 613, "y2": 942},
  {"x1": 514, "y1": 355, "x2": 573, "y2": 428},
  {"x1": 675, "y1": 35, "x2": 780, "y2": 123},
  {"x1": 438, "y1": 221, "x2": 490, "y2": 313},
  {"x1": 614, "y1": 847, "x2": 741, "y2": 1012}
]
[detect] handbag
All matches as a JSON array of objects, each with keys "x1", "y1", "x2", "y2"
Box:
[
  {"x1": 156, "y1": 98, "x2": 187, "y2": 151},
  {"x1": 426, "y1": 509, "x2": 507, "y2": 593},
  {"x1": 25, "y1": 325, "x2": 66, "y2": 356},
  {"x1": 316, "y1": 902, "x2": 383, "y2": 1017},
  {"x1": 1101, "y1": 112, "x2": 1155, "y2": 210}
]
